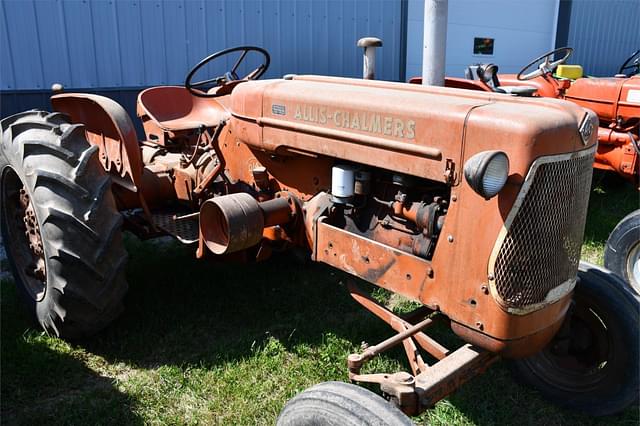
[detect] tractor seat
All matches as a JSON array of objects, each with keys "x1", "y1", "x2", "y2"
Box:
[
  {"x1": 465, "y1": 64, "x2": 538, "y2": 97},
  {"x1": 137, "y1": 86, "x2": 230, "y2": 132},
  {"x1": 495, "y1": 85, "x2": 538, "y2": 96}
]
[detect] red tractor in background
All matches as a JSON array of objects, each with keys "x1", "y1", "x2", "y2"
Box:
[{"x1": 412, "y1": 47, "x2": 640, "y2": 292}]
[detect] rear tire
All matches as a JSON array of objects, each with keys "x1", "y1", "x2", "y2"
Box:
[
  {"x1": 604, "y1": 210, "x2": 640, "y2": 293},
  {"x1": 276, "y1": 381, "x2": 414, "y2": 426},
  {"x1": 0, "y1": 110, "x2": 128, "y2": 338},
  {"x1": 511, "y1": 262, "x2": 639, "y2": 416}
]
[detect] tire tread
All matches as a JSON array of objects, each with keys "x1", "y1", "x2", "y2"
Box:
[
  {"x1": 0, "y1": 110, "x2": 128, "y2": 338},
  {"x1": 277, "y1": 381, "x2": 414, "y2": 426}
]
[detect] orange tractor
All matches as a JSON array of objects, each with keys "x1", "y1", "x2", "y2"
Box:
[
  {"x1": 411, "y1": 47, "x2": 640, "y2": 293},
  {"x1": 1, "y1": 46, "x2": 638, "y2": 422}
]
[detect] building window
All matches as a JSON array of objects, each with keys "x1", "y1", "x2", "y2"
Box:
[{"x1": 473, "y1": 37, "x2": 494, "y2": 55}]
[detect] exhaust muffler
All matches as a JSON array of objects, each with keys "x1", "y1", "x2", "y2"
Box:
[{"x1": 199, "y1": 193, "x2": 294, "y2": 255}]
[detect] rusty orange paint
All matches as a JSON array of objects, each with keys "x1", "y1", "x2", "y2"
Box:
[
  {"x1": 51, "y1": 74, "x2": 596, "y2": 360},
  {"x1": 51, "y1": 93, "x2": 144, "y2": 192}
]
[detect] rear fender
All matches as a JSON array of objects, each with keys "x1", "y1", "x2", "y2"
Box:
[{"x1": 51, "y1": 93, "x2": 144, "y2": 193}]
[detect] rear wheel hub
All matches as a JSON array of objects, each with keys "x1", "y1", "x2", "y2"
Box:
[{"x1": 2, "y1": 170, "x2": 46, "y2": 300}]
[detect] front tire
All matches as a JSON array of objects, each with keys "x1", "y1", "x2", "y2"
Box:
[
  {"x1": 511, "y1": 262, "x2": 639, "y2": 416},
  {"x1": 277, "y1": 381, "x2": 414, "y2": 426},
  {"x1": 0, "y1": 110, "x2": 128, "y2": 338},
  {"x1": 604, "y1": 210, "x2": 640, "y2": 293}
]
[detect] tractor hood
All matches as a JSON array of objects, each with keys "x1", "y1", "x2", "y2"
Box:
[{"x1": 229, "y1": 75, "x2": 595, "y2": 183}]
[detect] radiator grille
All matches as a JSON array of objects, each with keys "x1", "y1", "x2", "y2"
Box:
[{"x1": 492, "y1": 148, "x2": 595, "y2": 311}]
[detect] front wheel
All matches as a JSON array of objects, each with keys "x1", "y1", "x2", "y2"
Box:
[
  {"x1": 510, "y1": 262, "x2": 639, "y2": 416},
  {"x1": 276, "y1": 381, "x2": 414, "y2": 426},
  {"x1": 604, "y1": 210, "x2": 640, "y2": 294}
]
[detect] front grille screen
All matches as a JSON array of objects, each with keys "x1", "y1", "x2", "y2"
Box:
[{"x1": 493, "y1": 150, "x2": 594, "y2": 309}]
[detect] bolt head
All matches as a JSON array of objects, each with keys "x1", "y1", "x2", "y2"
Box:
[
  {"x1": 391, "y1": 372, "x2": 415, "y2": 384},
  {"x1": 51, "y1": 83, "x2": 64, "y2": 93},
  {"x1": 348, "y1": 354, "x2": 360, "y2": 362}
]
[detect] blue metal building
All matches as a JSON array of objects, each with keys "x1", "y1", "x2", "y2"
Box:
[
  {"x1": 0, "y1": 0, "x2": 404, "y2": 121},
  {"x1": 556, "y1": 0, "x2": 640, "y2": 77}
]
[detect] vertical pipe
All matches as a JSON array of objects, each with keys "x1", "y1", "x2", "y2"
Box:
[
  {"x1": 421, "y1": 0, "x2": 448, "y2": 86},
  {"x1": 358, "y1": 37, "x2": 383, "y2": 80},
  {"x1": 363, "y1": 48, "x2": 376, "y2": 79}
]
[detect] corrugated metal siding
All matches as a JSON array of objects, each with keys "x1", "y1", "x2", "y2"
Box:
[
  {"x1": 0, "y1": 0, "x2": 402, "y2": 92},
  {"x1": 557, "y1": 0, "x2": 640, "y2": 77}
]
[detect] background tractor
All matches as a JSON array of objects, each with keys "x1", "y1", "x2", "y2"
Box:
[
  {"x1": 1, "y1": 45, "x2": 638, "y2": 422},
  {"x1": 411, "y1": 47, "x2": 640, "y2": 293}
]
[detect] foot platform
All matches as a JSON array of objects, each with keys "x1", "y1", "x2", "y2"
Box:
[{"x1": 151, "y1": 212, "x2": 199, "y2": 244}]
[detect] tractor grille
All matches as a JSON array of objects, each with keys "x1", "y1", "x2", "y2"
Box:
[{"x1": 491, "y1": 147, "x2": 595, "y2": 312}]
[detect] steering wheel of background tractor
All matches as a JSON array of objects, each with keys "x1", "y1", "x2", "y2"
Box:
[
  {"x1": 185, "y1": 46, "x2": 270, "y2": 98},
  {"x1": 517, "y1": 47, "x2": 573, "y2": 81},
  {"x1": 619, "y1": 49, "x2": 640, "y2": 76}
]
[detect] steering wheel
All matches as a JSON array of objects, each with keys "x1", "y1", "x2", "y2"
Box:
[
  {"x1": 618, "y1": 49, "x2": 640, "y2": 76},
  {"x1": 185, "y1": 46, "x2": 270, "y2": 98},
  {"x1": 517, "y1": 47, "x2": 573, "y2": 81}
]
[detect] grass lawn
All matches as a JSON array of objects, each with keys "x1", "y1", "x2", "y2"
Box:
[{"x1": 1, "y1": 172, "x2": 638, "y2": 425}]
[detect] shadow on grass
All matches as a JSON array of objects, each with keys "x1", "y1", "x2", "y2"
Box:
[
  {"x1": 1, "y1": 282, "x2": 142, "y2": 425},
  {"x1": 83, "y1": 237, "x2": 638, "y2": 425},
  {"x1": 80, "y1": 237, "x2": 392, "y2": 369}
]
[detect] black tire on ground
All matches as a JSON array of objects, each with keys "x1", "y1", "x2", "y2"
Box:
[
  {"x1": 510, "y1": 262, "x2": 639, "y2": 416},
  {"x1": 604, "y1": 209, "x2": 640, "y2": 294},
  {"x1": 0, "y1": 110, "x2": 128, "y2": 339},
  {"x1": 276, "y1": 381, "x2": 415, "y2": 426}
]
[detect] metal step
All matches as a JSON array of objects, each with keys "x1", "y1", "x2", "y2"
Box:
[{"x1": 151, "y1": 213, "x2": 199, "y2": 244}]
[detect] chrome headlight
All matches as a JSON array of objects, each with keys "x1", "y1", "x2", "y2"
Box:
[{"x1": 464, "y1": 151, "x2": 510, "y2": 199}]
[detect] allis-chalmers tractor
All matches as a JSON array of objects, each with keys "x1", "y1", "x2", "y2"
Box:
[
  {"x1": 411, "y1": 47, "x2": 640, "y2": 293},
  {"x1": 1, "y1": 46, "x2": 638, "y2": 423}
]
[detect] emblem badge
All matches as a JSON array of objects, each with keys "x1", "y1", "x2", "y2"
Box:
[{"x1": 579, "y1": 114, "x2": 593, "y2": 145}]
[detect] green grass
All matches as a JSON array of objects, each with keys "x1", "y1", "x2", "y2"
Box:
[
  {"x1": 581, "y1": 172, "x2": 638, "y2": 265},
  {"x1": 1, "y1": 173, "x2": 638, "y2": 425}
]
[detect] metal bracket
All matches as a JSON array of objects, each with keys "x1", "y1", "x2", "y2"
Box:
[
  {"x1": 443, "y1": 158, "x2": 457, "y2": 184},
  {"x1": 346, "y1": 281, "x2": 499, "y2": 416},
  {"x1": 348, "y1": 282, "x2": 449, "y2": 365},
  {"x1": 304, "y1": 192, "x2": 333, "y2": 261}
]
